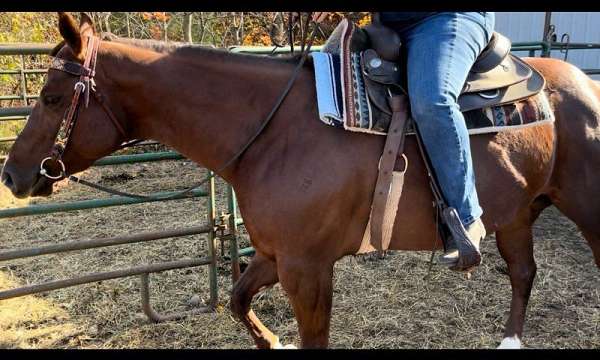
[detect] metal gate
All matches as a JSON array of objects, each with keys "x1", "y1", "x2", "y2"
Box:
[{"x1": 0, "y1": 44, "x2": 248, "y2": 322}]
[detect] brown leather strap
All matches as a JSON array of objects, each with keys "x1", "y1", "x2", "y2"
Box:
[
  {"x1": 93, "y1": 91, "x2": 127, "y2": 137},
  {"x1": 370, "y1": 95, "x2": 409, "y2": 252},
  {"x1": 49, "y1": 36, "x2": 101, "y2": 160}
]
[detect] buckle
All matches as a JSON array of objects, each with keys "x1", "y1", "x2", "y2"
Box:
[{"x1": 74, "y1": 81, "x2": 86, "y2": 93}]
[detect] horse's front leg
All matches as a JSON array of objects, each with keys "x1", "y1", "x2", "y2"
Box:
[
  {"x1": 277, "y1": 256, "x2": 335, "y2": 348},
  {"x1": 230, "y1": 252, "x2": 282, "y2": 349},
  {"x1": 495, "y1": 225, "x2": 537, "y2": 349}
]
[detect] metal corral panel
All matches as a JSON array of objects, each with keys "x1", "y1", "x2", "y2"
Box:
[{"x1": 495, "y1": 12, "x2": 600, "y2": 79}]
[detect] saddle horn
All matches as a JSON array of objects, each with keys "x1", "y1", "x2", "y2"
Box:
[{"x1": 362, "y1": 12, "x2": 402, "y2": 63}]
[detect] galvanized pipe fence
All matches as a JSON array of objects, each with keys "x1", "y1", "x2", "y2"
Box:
[
  {"x1": 1, "y1": 37, "x2": 598, "y2": 321},
  {"x1": 0, "y1": 43, "x2": 252, "y2": 322}
]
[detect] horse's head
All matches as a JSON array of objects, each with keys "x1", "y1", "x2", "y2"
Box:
[{"x1": 1, "y1": 13, "x2": 127, "y2": 198}]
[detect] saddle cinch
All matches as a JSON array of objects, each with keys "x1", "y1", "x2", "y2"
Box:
[{"x1": 320, "y1": 14, "x2": 546, "y2": 133}]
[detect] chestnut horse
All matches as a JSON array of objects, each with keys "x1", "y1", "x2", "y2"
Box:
[{"x1": 2, "y1": 13, "x2": 599, "y2": 349}]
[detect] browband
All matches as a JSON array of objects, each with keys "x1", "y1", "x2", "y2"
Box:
[{"x1": 49, "y1": 56, "x2": 95, "y2": 77}]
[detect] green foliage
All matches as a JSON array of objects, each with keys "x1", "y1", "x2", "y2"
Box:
[
  {"x1": 0, "y1": 120, "x2": 24, "y2": 154},
  {"x1": 0, "y1": 12, "x2": 60, "y2": 43}
]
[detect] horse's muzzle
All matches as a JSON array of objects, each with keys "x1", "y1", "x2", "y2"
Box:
[
  {"x1": 1, "y1": 164, "x2": 21, "y2": 197},
  {"x1": 1, "y1": 163, "x2": 53, "y2": 198}
]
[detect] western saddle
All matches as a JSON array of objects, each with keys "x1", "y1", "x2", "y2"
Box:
[
  {"x1": 320, "y1": 15, "x2": 546, "y2": 270},
  {"x1": 364, "y1": 12, "x2": 545, "y2": 111},
  {"x1": 321, "y1": 13, "x2": 545, "y2": 128}
]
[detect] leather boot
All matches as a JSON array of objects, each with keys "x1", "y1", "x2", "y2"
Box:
[{"x1": 437, "y1": 215, "x2": 486, "y2": 271}]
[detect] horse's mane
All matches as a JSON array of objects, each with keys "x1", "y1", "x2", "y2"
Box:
[
  {"x1": 50, "y1": 32, "x2": 306, "y2": 69},
  {"x1": 99, "y1": 32, "x2": 304, "y2": 66},
  {"x1": 100, "y1": 32, "x2": 193, "y2": 53},
  {"x1": 48, "y1": 33, "x2": 187, "y2": 56}
]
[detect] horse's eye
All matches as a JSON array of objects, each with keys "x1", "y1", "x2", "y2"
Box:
[{"x1": 42, "y1": 94, "x2": 62, "y2": 106}]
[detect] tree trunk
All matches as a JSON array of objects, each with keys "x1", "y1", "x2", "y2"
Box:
[
  {"x1": 198, "y1": 12, "x2": 205, "y2": 44},
  {"x1": 164, "y1": 15, "x2": 168, "y2": 42},
  {"x1": 183, "y1": 12, "x2": 193, "y2": 43},
  {"x1": 104, "y1": 12, "x2": 111, "y2": 34},
  {"x1": 239, "y1": 12, "x2": 244, "y2": 45},
  {"x1": 126, "y1": 12, "x2": 131, "y2": 37}
]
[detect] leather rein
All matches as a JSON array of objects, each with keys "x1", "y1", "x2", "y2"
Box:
[{"x1": 41, "y1": 17, "x2": 319, "y2": 200}]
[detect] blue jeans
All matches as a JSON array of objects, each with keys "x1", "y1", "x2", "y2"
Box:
[{"x1": 389, "y1": 12, "x2": 494, "y2": 226}]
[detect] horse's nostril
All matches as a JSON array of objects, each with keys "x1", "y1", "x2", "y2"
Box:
[{"x1": 1, "y1": 168, "x2": 14, "y2": 189}]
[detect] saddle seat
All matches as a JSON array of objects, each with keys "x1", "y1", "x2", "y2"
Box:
[{"x1": 321, "y1": 17, "x2": 545, "y2": 119}]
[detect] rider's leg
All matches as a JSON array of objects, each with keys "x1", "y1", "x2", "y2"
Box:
[{"x1": 399, "y1": 12, "x2": 495, "y2": 265}]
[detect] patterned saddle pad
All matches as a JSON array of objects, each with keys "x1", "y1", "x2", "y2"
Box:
[{"x1": 312, "y1": 51, "x2": 555, "y2": 136}]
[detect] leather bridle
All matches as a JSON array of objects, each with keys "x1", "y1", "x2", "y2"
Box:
[
  {"x1": 41, "y1": 35, "x2": 128, "y2": 180},
  {"x1": 39, "y1": 15, "x2": 320, "y2": 200}
]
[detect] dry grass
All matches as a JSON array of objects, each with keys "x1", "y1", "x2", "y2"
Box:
[
  {"x1": 0, "y1": 272, "x2": 82, "y2": 348},
  {"x1": 0, "y1": 186, "x2": 29, "y2": 209},
  {"x1": 0, "y1": 159, "x2": 598, "y2": 349}
]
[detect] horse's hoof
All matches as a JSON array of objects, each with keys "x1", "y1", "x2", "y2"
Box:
[
  {"x1": 497, "y1": 335, "x2": 522, "y2": 349},
  {"x1": 273, "y1": 341, "x2": 297, "y2": 349}
]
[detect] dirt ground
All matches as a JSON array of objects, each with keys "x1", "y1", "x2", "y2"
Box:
[{"x1": 0, "y1": 159, "x2": 598, "y2": 349}]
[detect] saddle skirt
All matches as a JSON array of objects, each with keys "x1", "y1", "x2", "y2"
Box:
[{"x1": 313, "y1": 18, "x2": 553, "y2": 136}]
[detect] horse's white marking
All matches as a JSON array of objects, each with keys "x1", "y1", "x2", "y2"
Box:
[
  {"x1": 273, "y1": 341, "x2": 297, "y2": 349},
  {"x1": 498, "y1": 335, "x2": 522, "y2": 349}
]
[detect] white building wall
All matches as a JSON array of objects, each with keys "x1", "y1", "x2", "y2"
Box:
[{"x1": 494, "y1": 12, "x2": 600, "y2": 79}]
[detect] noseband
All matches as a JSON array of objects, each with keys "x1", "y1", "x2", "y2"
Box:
[{"x1": 41, "y1": 35, "x2": 127, "y2": 180}]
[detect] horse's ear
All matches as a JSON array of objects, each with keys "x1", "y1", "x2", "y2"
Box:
[
  {"x1": 58, "y1": 12, "x2": 83, "y2": 58},
  {"x1": 79, "y1": 12, "x2": 96, "y2": 37},
  {"x1": 49, "y1": 40, "x2": 66, "y2": 56}
]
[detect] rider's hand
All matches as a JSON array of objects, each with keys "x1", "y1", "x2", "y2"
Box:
[{"x1": 312, "y1": 12, "x2": 330, "y2": 23}]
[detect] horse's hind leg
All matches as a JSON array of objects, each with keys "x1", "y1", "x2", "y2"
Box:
[
  {"x1": 495, "y1": 224, "x2": 537, "y2": 349},
  {"x1": 552, "y1": 199, "x2": 600, "y2": 268},
  {"x1": 277, "y1": 258, "x2": 334, "y2": 348},
  {"x1": 230, "y1": 252, "x2": 282, "y2": 349},
  {"x1": 581, "y1": 230, "x2": 600, "y2": 268}
]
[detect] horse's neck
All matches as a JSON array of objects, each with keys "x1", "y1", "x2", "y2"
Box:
[{"x1": 99, "y1": 43, "x2": 298, "y2": 181}]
